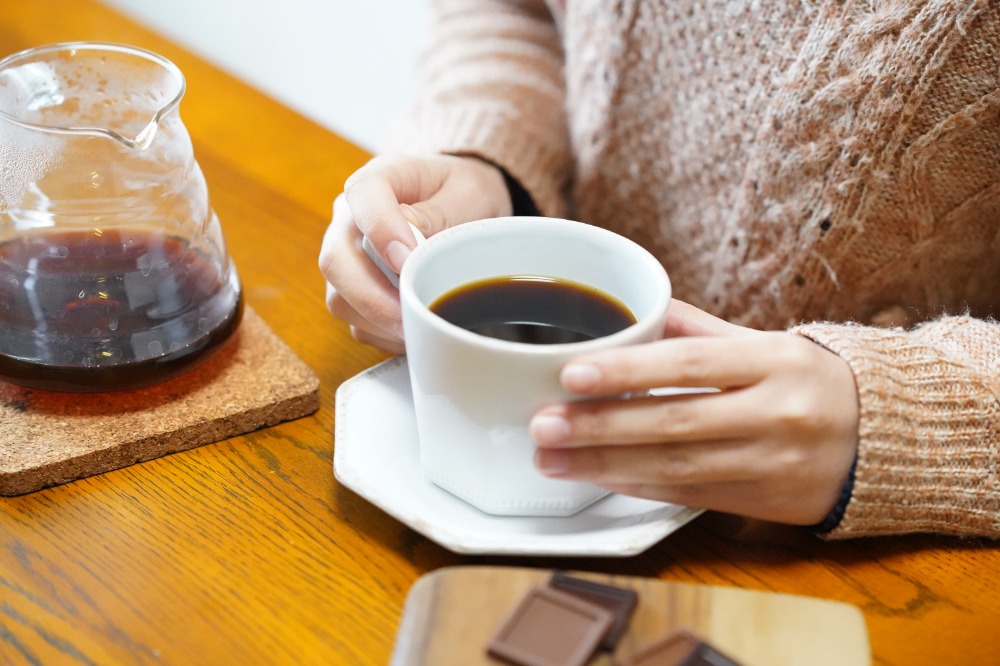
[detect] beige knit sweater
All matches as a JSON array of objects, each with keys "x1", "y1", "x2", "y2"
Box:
[{"x1": 382, "y1": 0, "x2": 1000, "y2": 539}]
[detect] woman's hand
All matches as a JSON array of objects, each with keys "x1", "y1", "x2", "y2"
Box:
[
  {"x1": 530, "y1": 300, "x2": 860, "y2": 526},
  {"x1": 318, "y1": 154, "x2": 512, "y2": 353}
]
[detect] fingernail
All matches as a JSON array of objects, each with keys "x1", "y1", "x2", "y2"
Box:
[
  {"x1": 385, "y1": 240, "x2": 411, "y2": 273},
  {"x1": 530, "y1": 413, "x2": 571, "y2": 445},
  {"x1": 535, "y1": 448, "x2": 571, "y2": 476},
  {"x1": 399, "y1": 204, "x2": 430, "y2": 235},
  {"x1": 561, "y1": 363, "x2": 601, "y2": 392}
]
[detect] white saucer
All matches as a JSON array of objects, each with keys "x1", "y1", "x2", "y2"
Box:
[{"x1": 334, "y1": 357, "x2": 703, "y2": 557}]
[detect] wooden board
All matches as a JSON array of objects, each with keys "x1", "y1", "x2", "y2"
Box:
[
  {"x1": 391, "y1": 566, "x2": 870, "y2": 666},
  {"x1": 0, "y1": 306, "x2": 320, "y2": 495}
]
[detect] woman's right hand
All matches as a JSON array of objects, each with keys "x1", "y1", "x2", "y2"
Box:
[{"x1": 318, "y1": 154, "x2": 513, "y2": 353}]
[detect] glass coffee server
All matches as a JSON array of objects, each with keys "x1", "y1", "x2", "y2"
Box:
[{"x1": 0, "y1": 42, "x2": 242, "y2": 392}]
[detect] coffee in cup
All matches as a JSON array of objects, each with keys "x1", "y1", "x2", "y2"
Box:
[{"x1": 430, "y1": 275, "x2": 637, "y2": 345}]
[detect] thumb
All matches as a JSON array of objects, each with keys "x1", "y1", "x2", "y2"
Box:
[
  {"x1": 663, "y1": 299, "x2": 749, "y2": 338},
  {"x1": 401, "y1": 195, "x2": 484, "y2": 239},
  {"x1": 400, "y1": 157, "x2": 512, "y2": 237},
  {"x1": 398, "y1": 201, "x2": 441, "y2": 239}
]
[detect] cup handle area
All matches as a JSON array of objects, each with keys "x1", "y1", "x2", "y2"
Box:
[{"x1": 362, "y1": 223, "x2": 425, "y2": 289}]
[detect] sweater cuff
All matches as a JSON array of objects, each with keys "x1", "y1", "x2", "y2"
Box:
[
  {"x1": 379, "y1": 106, "x2": 570, "y2": 218},
  {"x1": 792, "y1": 321, "x2": 1000, "y2": 539}
]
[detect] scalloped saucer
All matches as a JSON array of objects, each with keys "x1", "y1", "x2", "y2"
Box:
[{"x1": 333, "y1": 357, "x2": 703, "y2": 557}]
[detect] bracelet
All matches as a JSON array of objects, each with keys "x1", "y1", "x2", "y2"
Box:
[
  {"x1": 811, "y1": 454, "x2": 857, "y2": 534},
  {"x1": 499, "y1": 167, "x2": 541, "y2": 217}
]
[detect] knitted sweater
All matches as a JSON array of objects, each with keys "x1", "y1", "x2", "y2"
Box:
[{"x1": 382, "y1": 0, "x2": 1000, "y2": 539}]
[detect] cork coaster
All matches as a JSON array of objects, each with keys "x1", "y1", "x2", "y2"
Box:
[{"x1": 0, "y1": 306, "x2": 320, "y2": 496}]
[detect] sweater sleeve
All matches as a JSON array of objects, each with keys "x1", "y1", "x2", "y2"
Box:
[
  {"x1": 793, "y1": 316, "x2": 1000, "y2": 539},
  {"x1": 378, "y1": 0, "x2": 572, "y2": 217}
]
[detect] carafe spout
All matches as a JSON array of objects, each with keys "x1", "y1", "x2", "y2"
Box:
[
  {"x1": 0, "y1": 41, "x2": 184, "y2": 152},
  {"x1": 101, "y1": 112, "x2": 164, "y2": 151},
  {"x1": 131, "y1": 118, "x2": 159, "y2": 150}
]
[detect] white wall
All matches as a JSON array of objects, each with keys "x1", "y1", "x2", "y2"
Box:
[{"x1": 101, "y1": 0, "x2": 427, "y2": 150}]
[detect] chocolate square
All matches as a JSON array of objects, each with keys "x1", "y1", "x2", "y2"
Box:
[
  {"x1": 487, "y1": 585, "x2": 615, "y2": 666},
  {"x1": 622, "y1": 630, "x2": 742, "y2": 666},
  {"x1": 549, "y1": 572, "x2": 639, "y2": 650}
]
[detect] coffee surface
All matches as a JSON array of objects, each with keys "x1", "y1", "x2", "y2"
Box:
[{"x1": 430, "y1": 275, "x2": 636, "y2": 344}]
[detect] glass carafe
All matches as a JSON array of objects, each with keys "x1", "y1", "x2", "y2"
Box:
[{"x1": 0, "y1": 42, "x2": 242, "y2": 392}]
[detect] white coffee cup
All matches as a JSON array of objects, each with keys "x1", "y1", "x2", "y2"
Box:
[{"x1": 399, "y1": 217, "x2": 671, "y2": 517}]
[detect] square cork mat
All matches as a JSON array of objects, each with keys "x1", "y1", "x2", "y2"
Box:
[{"x1": 0, "y1": 306, "x2": 320, "y2": 496}]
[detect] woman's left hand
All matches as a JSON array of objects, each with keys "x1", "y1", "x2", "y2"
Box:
[{"x1": 530, "y1": 300, "x2": 860, "y2": 526}]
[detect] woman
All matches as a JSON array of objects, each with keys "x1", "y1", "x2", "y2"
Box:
[{"x1": 319, "y1": 0, "x2": 1000, "y2": 538}]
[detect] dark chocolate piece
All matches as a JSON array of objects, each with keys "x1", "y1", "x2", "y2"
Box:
[
  {"x1": 622, "y1": 630, "x2": 743, "y2": 666},
  {"x1": 549, "y1": 572, "x2": 639, "y2": 650},
  {"x1": 487, "y1": 585, "x2": 615, "y2": 666}
]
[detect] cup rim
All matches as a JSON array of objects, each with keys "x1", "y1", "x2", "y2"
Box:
[{"x1": 399, "y1": 216, "x2": 672, "y2": 355}]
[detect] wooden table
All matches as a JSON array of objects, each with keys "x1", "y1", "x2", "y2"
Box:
[{"x1": 1, "y1": 2, "x2": 997, "y2": 664}]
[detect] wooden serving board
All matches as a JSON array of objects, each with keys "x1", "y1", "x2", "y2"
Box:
[{"x1": 391, "y1": 566, "x2": 870, "y2": 666}]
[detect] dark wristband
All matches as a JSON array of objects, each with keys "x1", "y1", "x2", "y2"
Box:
[
  {"x1": 499, "y1": 167, "x2": 541, "y2": 217},
  {"x1": 811, "y1": 455, "x2": 857, "y2": 534}
]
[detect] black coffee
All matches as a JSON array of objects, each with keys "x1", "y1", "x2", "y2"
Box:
[{"x1": 430, "y1": 275, "x2": 636, "y2": 344}]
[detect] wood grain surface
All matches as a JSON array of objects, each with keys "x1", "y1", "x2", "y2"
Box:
[{"x1": 1, "y1": 2, "x2": 998, "y2": 665}]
